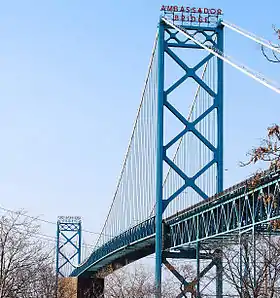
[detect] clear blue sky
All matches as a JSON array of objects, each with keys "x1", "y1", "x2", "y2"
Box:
[{"x1": 0, "y1": 0, "x2": 279, "y2": 245}]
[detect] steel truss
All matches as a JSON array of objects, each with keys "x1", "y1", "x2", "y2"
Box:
[
  {"x1": 162, "y1": 175, "x2": 280, "y2": 297},
  {"x1": 155, "y1": 18, "x2": 224, "y2": 297},
  {"x1": 56, "y1": 217, "x2": 82, "y2": 278},
  {"x1": 163, "y1": 248, "x2": 222, "y2": 298},
  {"x1": 168, "y1": 177, "x2": 280, "y2": 247}
]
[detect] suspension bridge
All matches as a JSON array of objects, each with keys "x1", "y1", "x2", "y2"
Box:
[{"x1": 56, "y1": 8, "x2": 280, "y2": 298}]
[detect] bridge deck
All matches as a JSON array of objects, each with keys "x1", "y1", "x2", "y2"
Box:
[{"x1": 71, "y1": 169, "x2": 280, "y2": 277}]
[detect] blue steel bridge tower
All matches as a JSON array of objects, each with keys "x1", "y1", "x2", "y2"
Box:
[
  {"x1": 155, "y1": 11, "x2": 224, "y2": 297},
  {"x1": 56, "y1": 216, "x2": 82, "y2": 280},
  {"x1": 56, "y1": 8, "x2": 280, "y2": 297}
]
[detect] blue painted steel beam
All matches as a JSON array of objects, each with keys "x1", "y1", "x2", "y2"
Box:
[
  {"x1": 168, "y1": 175, "x2": 280, "y2": 247},
  {"x1": 155, "y1": 18, "x2": 165, "y2": 298},
  {"x1": 155, "y1": 19, "x2": 224, "y2": 297},
  {"x1": 70, "y1": 217, "x2": 156, "y2": 277},
  {"x1": 163, "y1": 101, "x2": 216, "y2": 152},
  {"x1": 56, "y1": 220, "x2": 82, "y2": 279},
  {"x1": 217, "y1": 23, "x2": 224, "y2": 193}
]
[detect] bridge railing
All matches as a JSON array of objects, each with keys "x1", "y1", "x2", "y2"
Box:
[
  {"x1": 70, "y1": 217, "x2": 156, "y2": 277},
  {"x1": 168, "y1": 171, "x2": 280, "y2": 248},
  {"x1": 72, "y1": 168, "x2": 280, "y2": 276}
]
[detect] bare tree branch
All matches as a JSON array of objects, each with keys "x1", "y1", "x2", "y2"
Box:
[
  {"x1": 261, "y1": 45, "x2": 280, "y2": 63},
  {"x1": 261, "y1": 25, "x2": 280, "y2": 63},
  {"x1": 0, "y1": 211, "x2": 58, "y2": 298},
  {"x1": 220, "y1": 234, "x2": 280, "y2": 297},
  {"x1": 241, "y1": 124, "x2": 280, "y2": 170}
]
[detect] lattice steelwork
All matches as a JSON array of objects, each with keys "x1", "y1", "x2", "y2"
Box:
[
  {"x1": 70, "y1": 169, "x2": 280, "y2": 279},
  {"x1": 163, "y1": 55, "x2": 220, "y2": 219},
  {"x1": 56, "y1": 216, "x2": 82, "y2": 278},
  {"x1": 160, "y1": 20, "x2": 223, "y2": 218},
  {"x1": 168, "y1": 174, "x2": 280, "y2": 248},
  {"x1": 155, "y1": 18, "x2": 224, "y2": 293}
]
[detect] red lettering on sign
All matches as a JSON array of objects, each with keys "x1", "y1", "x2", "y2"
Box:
[{"x1": 161, "y1": 5, "x2": 222, "y2": 24}]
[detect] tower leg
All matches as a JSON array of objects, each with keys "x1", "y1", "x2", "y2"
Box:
[
  {"x1": 216, "y1": 252, "x2": 223, "y2": 298},
  {"x1": 163, "y1": 253, "x2": 218, "y2": 298},
  {"x1": 196, "y1": 242, "x2": 200, "y2": 298},
  {"x1": 155, "y1": 18, "x2": 165, "y2": 298}
]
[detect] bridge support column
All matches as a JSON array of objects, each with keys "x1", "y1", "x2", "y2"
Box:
[
  {"x1": 155, "y1": 17, "x2": 165, "y2": 298},
  {"x1": 154, "y1": 17, "x2": 224, "y2": 298},
  {"x1": 163, "y1": 249, "x2": 223, "y2": 297},
  {"x1": 77, "y1": 277, "x2": 104, "y2": 298},
  {"x1": 215, "y1": 250, "x2": 223, "y2": 298},
  {"x1": 163, "y1": 258, "x2": 198, "y2": 298},
  {"x1": 196, "y1": 242, "x2": 200, "y2": 297}
]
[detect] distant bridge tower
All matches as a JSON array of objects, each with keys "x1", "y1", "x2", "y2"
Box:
[
  {"x1": 56, "y1": 216, "x2": 82, "y2": 279},
  {"x1": 155, "y1": 9, "x2": 224, "y2": 297}
]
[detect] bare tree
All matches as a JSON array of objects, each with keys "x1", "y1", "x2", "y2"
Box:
[
  {"x1": 221, "y1": 233, "x2": 280, "y2": 298},
  {"x1": 241, "y1": 124, "x2": 280, "y2": 170},
  {"x1": 102, "y1": 261, "x2": 195, "y2": 298},
  {"x1": 104, "y1": 265, "x2": 155, "y2": 298},
  {"x1": 57, "y1": 277, "x2": 79, "y2": 298},
  {"x1": 162, "y1": 261, "x2": 197, "y2": 298},
  {"x1": 0, "y1": 211, "x2": 56, "y2": 298},
  {"x1": 226, "y1": 124, "x2": 280, "y2": 297}
]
